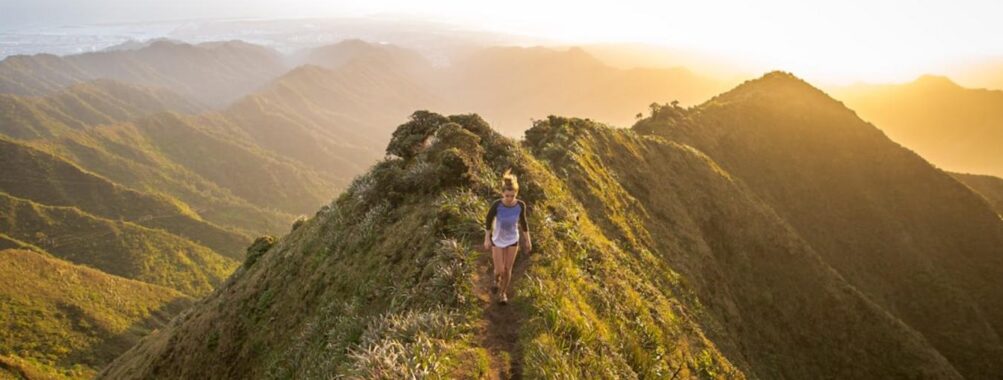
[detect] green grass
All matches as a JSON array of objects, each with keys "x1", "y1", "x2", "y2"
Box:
[
  {"x1": 0, "y1": 248, "x2": 192, "y2": 379},
  {"x1": 0, "y1": 191, "x2": 237, "y2": 296}
]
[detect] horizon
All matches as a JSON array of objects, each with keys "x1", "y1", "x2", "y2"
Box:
[{"x1": 2, "y1": 1, "x2": 1003, "y2": 87}]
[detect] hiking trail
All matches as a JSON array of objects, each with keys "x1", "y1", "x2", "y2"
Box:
[{"x1": 473, "y1": 245, "x2": 531, "y2": 380}]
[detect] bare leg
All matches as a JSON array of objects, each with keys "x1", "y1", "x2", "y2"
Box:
[
  {"x1": 491, "y1": 245, "x2": 504, "y2": 293},
  {"x1": 500, "y1": 245, "x2": 519, "y2": 297}
]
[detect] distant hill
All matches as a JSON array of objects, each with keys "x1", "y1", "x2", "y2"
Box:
[
  {"x1": 952, "y1": 172, "x2": 1003, "y2": 216},
  {"x1": 220, "y1": 59, "x2": 442, "y2": 180},
  {"x1": 0, "y1": 40, "x2": 286, "y2": 107},
  {"x1": 831, "y1": 75, "x2": 1003, "y2": 177},
  {"x1": 0, "y1": 79, "x2": 203, "y2": 139},
  {"x1": 291, "y1": 38, "x2": 432, "y2": 73},
  {"x1": 0, "y1": 248, "x2": 192, "y2": 379}
]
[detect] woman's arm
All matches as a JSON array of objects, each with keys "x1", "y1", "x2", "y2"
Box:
[{"x1": 484, "y1": 200, "x2": 498, "y2": 250}]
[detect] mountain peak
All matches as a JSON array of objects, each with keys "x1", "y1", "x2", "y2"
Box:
[
  {"x1": 911, "y1": 74, "x2": 961, "y2": 89},
  {"x1": 703, "y1": 70, "x2": 840, "y2": 110}
]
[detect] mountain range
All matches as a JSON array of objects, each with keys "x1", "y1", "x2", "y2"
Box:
[{"x1": 1, "y1": 37, "x2": 1001, "y2": 378}]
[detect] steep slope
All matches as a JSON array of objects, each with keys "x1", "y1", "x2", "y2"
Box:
[
  {"x1": 831, "y1": 75, "x2": 1003, "y2": 177},
  {"x1": 0, "y1": 249, "x2": 192, "y2": 379},
  {"x1": 0, "y1": 192, "x2": 237, "y2": 296},
  {"x1": 0, "y1": 40, "x2": 286, "y2": 106},
  {"x1": 952, "y1": 172, "x2": 1003, "y2": 216},
  {"x1": 636, "y1": 71, "x2": 1003, "y2": 378},
  {"x1": 0, "y1": 137, "x2": 250, "y2": 257}
]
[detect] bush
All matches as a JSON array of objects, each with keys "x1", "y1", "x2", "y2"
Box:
[
  {"x1": 291, "y1": 216, "x2": 308, "y2": 232},
  {"x1": 244, "y1": 235, "x2": 276, "y2": 268},
  {"x1": 386, "y1": 111, "x2": 449, "y2": 159}
]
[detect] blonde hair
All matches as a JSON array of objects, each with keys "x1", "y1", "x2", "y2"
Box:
[{"x1": 501, "y1": 169, "x2": 519, "y2": 193}]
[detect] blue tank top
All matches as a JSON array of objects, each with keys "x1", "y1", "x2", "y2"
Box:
[{"x1": 485, "y1": 199, "x2": 529, "y2": 246}]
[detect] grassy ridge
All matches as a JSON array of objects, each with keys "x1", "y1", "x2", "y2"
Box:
[{"x1": 525, "y1": 116, "x2": 960, "y2": 378}]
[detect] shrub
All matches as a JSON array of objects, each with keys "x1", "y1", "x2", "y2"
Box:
[{"x1": 244, "y1": 235, "x2": 276, "y2": 268}]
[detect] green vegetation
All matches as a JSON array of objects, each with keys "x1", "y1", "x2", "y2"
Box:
[
  {"x1": 0, "y1": 137, "x2": 251, "y2": 257},
  {"x1": 0, "y1": 249, "x2": 192, "y2": 379},
  {"x1": 0, "y1": 192, "x2": 237, "y2": 296}
]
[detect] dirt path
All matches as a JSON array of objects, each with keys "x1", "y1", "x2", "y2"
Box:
[{"x1": 473, "y1": 246, "x2": 531, "y2": 380}]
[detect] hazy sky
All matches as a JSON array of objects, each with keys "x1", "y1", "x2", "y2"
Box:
[{"x1": 2, "y1": 0, "x2": 1001, "y2": 83}]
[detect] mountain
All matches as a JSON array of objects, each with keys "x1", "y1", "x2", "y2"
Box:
[
  {"x1": 0, "y1": 248, "x2": 192, "y2": 379},
  {"x1": 952, "y1": 172, "x2": 1003, "y2": 216},
  {"x1": 219, "y1": 60, "x2": 442, "y2": 180},
  {"x1": 636, "y1": 71, "x2": 1003, "y2": 378},
  {"x1": 291, "y1": 38, "x2": 432, "y2": 73},
  {"x1": 102, "y1": 102, "x2": 1003, "y2": 378},
  {"x1": 950, "y1": 59, "x2": 1003, "y2": 91},
  {"x1": 0, "y1": 40, "x2": 286, "y2": 107},
  {"x1": 830, "y1": 75, "x2": 1003, "y2": 177},
  {"x1": 442, "y1": 46, "x2": 727, "y2": 135}
]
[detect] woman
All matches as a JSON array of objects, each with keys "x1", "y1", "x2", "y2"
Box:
[{"x1": 483, "y1": 169, "x2": 532, "y2": 304}]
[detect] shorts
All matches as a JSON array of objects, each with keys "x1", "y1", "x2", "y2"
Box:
[{"x1": 492, "y1": 242, "x2": 518, "y2": 248}]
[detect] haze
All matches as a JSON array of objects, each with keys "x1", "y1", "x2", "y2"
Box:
[{"x1": 3, "y1": 0, "x2": 1003, "y2": 85}]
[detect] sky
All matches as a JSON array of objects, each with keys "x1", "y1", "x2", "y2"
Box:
[{"x1": 2, "y1": 0, "x2": 1001, "y2": 84}]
